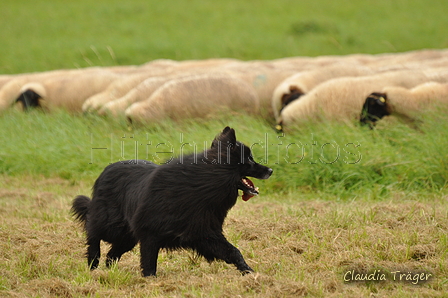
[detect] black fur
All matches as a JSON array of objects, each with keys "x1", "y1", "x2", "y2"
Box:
[
  {"x1": 280, "y1": 86, "x2": 304, "y2": 113},
  {"x1": 15, "y1": 89, "x2": 42, "y2": 110},
  {"x1": 71, "y1": 195, "x2": 90, "y2": 222},
  {"x1": 360, "y1": 92, "x2": 391, "y2": 128},
  {"x1": 71, "y1": 127, "x2": 273, "y2": 276}
]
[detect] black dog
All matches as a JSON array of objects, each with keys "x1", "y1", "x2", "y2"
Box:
[{"x1": 71, "y1": 127, "x2": 273, "y2": 276}]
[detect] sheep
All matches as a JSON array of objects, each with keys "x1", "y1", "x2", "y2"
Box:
[
  {"x1": 169, "y1": 58, "x2": 240, "y2": 70},
  {"x1": 82, "y1": 58, "x2": 239, "y2": 113},
  {"x1": 271, "y1": 63, "x2": 376, "y2": 121},
  {"x1": 11, "y1": 71, "x2": 120, "y2": 112},
  {"x1": 360, "y1": 81, "x2": 448, "y2": 126},
  {"x1": 1, "y1": 79, "x2": 49, "y2": 112},
  {"x1": 0, "y1": 70, "x2": 72, "y2": 110},
  {"x1": 219, "y1": 61, "x2": 298, "y2": 117},
  {"x1": 0, "y1": 68, "x2": 123, "y2": 111},
  {"x1": 125, "y1": 73, "x2": 259, "y2": 123},
  {"x1": 139, "y1": 57, "x2": 239, "y2": 70},
  {"x1": 14, "y1": 82, "x2": 47, "y2": 110},
  {"x1": 97, "y1": 76, "x2": 170, "y2": 116},
  {"x1": 99, "y1": 59, "x2": 284, "y2": 115},
  {"x1": 0, "y1": 75, "x2": 15, "y2": 91},
  {"x1": 277, "y1": 69, "x2": 448, "y2": 130},
  {"x1": 362, "y1": 50, "x2": 448, "y2": 73},
  {"x1": 81, "y1": 62, "x2": 190, "y2": 113},
  {"x1": 271, "y1": 53, "x2": 376, "y2": 71},
  {"x1": 271, "y1": 49, "x2": 448, "y2": 74},
  {"x1": 81, "y1": 71, "x2": 171, "y2": 113}
]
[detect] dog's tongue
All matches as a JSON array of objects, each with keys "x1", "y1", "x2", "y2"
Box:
[
  {"x1": 242, "y1": 192, "x2": 255, "y2": 202},
  {"x1": 241, "y1": 178, "x2": 259, "y2": 201}
]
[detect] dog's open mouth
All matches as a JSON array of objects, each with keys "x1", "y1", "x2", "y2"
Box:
[{"x1": 240, "y1": 177, "x2": 259, "y2": 201}]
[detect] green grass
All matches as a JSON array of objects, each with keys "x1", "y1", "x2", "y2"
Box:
[
  {"x1": 1, "y1": 0, "x2": 448, "y2": 297},
  {"x1": 1, "y1": 109, "x2": 447, "y2": 200},
  {"x1": 1, "y1": 0, "x2": 448, "y2": 73}
]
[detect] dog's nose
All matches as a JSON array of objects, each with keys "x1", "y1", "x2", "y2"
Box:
[{"x1": 265, "y1": 168, "x2": 273, "y2": 178}]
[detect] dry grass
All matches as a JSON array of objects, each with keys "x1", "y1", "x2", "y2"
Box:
[{"x1": 1, "y1": 175, "x2": 447, "y2": 298}]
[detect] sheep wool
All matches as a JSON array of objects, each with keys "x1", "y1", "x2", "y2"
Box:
[
  {"x1": 221, "y1": 61, "x2": 297, "y2": 117},
  {"x1": 0, "y1": 70, "x2": 81, "y2": 111},
  {"x1": 279, "y1": 69, "x2": 448, "y2": 128},
  {"x1": 372, "y1": 82, "x2": 448, "y2": 121},
  {"x1": 0, "y1": 75, "x2": 15, "y2": 91},
  {"x1": 0, "y1": 68, "x2": 124, "y2": 112},
  {"x1": 125, "y1": 73, "x2": 259, "y2": 123},
  {"x1": 98, "y1": 76, "x2": 170, "y2": 116},
  {"x1": 271, "y1": 63, "x2": 376, "y2": 121},
  {"x1": 14, "y1": 71, "x2": 120, "y2": 112},
  {"x1": 84, "y1": 58, "x2": 239, "y2": 113},
  {"x1": 81, "y1": 71, "x2": 170, "y2": 113}
]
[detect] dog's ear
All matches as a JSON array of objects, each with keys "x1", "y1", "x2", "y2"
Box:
[
  {"x1": 222, "y1": 126, "x2": 232, "y2": 134},
  {"x1": 221, "y1": 127, "x2": 236, "y2": 145},
  {"x1": 211, "y1": 127, "x2": 237, "y2": 148}
]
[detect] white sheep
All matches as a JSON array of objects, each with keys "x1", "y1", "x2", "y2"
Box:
[
  {"x1": 0, "y1": 75, "x2": 15, "y2": 91},
  {"x1": 125, "y1": 73, "x2": 259, "y2": 123},
  {"x1": 81, "y1": 71, "x2": 171, "y2": 113},
  {"x1": 0, "y1": 68, "x2": 123, "y2": 111},
  {"x1": 97, "y1": 76, "x2": 170, "y2": 116},
  {"x1": 91, "y1": 58, "x2": 373, "y2": 118},
  {"x1": 271, "y1": 63, "x2": 376, "y2": 121},
  {"x1": 169, "y1": 58, "x2": 239, "y2": 70},
  {"x1": 278, "y1": 69, "x2": 448, "y2": 129},
  {"x1": 1, "y1": 70, "x2": 73, "y2": 111},
  {"x1": 360, "y1": 81, "x2": 448, "y2": 126},
  {"x1": 219, "y1": 61, "x2": 298, "y2": 117},
  {"x1": 11, "y1": 71, "x2": 120, "y2": 112},
  {"x1": 271, "y1": 53, "x2": 376, "y2": 71},
  {"x1": 269, "y1": 49, "x2": 448, "y2": 77},
  {"x1": 368, "y1": 50, "x2": 448, "y2": 74},
  {"x1": 82, "y1": 58, "x2": 239, "y2": 113}
]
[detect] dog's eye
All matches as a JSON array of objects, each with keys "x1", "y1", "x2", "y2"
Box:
[{"x1": 248, "y1": 155, "x2": 255, "y2": 164}]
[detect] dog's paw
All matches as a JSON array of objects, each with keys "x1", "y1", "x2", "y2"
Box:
[{"x1": 240, "y1": 268, "x2": 254, "y2": 276}]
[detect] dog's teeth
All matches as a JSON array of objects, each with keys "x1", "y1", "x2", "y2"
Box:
[{"x1": 242, "y1": 178, "x2": 256, "y2": 190}]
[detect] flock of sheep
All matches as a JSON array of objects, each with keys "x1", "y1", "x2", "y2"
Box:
[{"x1": 1, "y1": 48, "x2": 448, "y2": 129}]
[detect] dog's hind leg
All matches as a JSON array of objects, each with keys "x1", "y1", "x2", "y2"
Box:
[
  {"x1": 106, "y1": 236, "x2": 138, "y2": 268},
  {"x1": 194, "y1": 236, "x2": 253, "y2": 274},
  {"x1": 139, "y1": 236, "x2": 161, "y2": 277},
  {"x1": 86, "y1": 236, "x2": 101, "y2": 270}
]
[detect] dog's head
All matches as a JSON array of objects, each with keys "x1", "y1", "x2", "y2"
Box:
[{"x1": 211, "y1": 127, "x2": 273, "y2": 201}]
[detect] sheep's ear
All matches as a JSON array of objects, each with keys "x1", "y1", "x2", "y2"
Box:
[{"x1": 211, "y1": 127, "x2": 236, "y2": 148}]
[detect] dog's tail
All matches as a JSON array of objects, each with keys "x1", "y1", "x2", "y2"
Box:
[{"x1": 71, "y1": 195, "x2": 91, "y2": 223}]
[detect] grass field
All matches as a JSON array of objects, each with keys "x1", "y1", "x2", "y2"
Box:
[
  {"x1": 1, "y1": 0, "x2": 448, "y2": 74},
  {"x1": 1, "y1": 0, "x2": 448, "y2": 297}
]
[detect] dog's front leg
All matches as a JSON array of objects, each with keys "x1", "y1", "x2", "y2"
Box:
[
  {"x1": 139, "y1": 236, "x2": 160, "y2": 277},
  {"x1": 194, "y1": 236, "x2": 253, "y2": 274}
]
